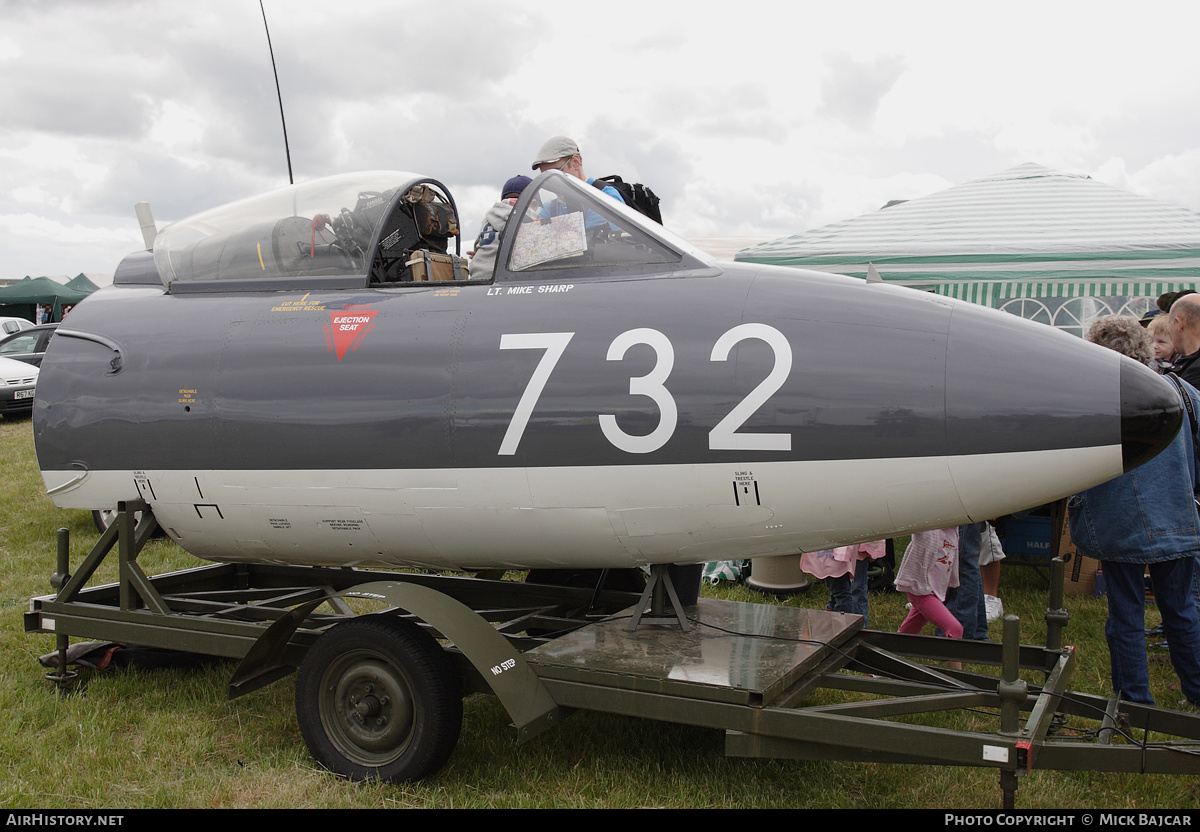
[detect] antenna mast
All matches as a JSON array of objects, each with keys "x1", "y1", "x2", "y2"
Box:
[{"x1": 259, "y1": 0, "x2": 293, "y2": 185}]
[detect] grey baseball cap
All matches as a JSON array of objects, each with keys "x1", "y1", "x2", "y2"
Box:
[{"x1": 531, "y1": 135, "x2": 580, "y2": 169}]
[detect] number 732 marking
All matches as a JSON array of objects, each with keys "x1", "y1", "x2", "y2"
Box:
[{"x1": 498, "y1": 324, "x2": 792, "y2": 456}]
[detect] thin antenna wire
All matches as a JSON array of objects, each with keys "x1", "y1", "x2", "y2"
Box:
[{"x1": 259, "y1": 0, "x2": 293, "y2": 184}]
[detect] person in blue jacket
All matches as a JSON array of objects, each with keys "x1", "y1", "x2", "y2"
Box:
[{"x1": 1069, "y1": 314, "x2": 1200, "y2": 708}]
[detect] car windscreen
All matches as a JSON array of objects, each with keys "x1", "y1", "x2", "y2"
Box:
[{"x1": 0, "y1": 332, "x2": 39, "y2": 355}]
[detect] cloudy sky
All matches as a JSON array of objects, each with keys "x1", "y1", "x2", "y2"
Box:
[{"x1": 3, "y1": 0, "x2": 1200, "y2": 279}]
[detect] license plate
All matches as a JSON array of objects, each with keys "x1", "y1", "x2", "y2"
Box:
[{"x1": 14, "y1": 389, "x2": 33, "y2": 399}]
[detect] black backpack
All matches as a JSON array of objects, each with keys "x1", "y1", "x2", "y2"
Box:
[{"x1": 592, "y1": 175, "x2": 662, "y2": 224}]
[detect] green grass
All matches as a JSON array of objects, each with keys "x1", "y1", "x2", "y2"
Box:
[{"x1": 3, "y1": 415, "x2": 1200, "y2": 809}]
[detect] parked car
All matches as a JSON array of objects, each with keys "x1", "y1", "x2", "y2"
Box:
[
  {"x1": 0, "y1": 323, "x2": 57, "y2": 367},
  {"x1": 0, "y1": 354, "x2": 38, "y2": 416},
  {"x1": 0, "y1": 316, "x2": 34, "y2": 336}
]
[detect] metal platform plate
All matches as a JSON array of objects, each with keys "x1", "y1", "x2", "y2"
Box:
[{"x1": 525, "y1": 597, "x2": 862, "y2": 706}]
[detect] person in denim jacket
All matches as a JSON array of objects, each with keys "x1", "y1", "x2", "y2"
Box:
[{"x1": 1068, "y1": 315, "x2": 1200, "y2": 707}]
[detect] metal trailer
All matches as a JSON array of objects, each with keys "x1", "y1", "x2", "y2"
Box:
[{"x1": 25, "y1": 501, "x2": 1200, "y2": 808}]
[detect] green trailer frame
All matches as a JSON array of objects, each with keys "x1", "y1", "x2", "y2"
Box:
[{"x1": 25, "y1": 501, "x2": 1200, "y2": 807}]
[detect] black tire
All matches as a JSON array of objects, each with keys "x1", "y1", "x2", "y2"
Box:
[
  {"x1": 92, "y1": 507, "x2": 164, "y2": 537},
  {"x1": 295, "y1": 616, "x2": 462, "y2": 782},
  {"x1": 92, "y1": 508, "x2": 121, "y2": 533}
]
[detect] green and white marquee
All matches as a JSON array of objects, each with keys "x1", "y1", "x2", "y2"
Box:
[{"x1": 736, "y1": 163, "x2": 1200, "y2": 336}]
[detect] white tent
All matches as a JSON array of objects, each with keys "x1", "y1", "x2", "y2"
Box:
[{"x1": 735, "y1": 163, "x2": 1200, "y2": 335}]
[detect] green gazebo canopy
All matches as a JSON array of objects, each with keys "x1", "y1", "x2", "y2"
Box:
[{"x1": 0, "y1": 275, "x2": 97, "y2": 322}]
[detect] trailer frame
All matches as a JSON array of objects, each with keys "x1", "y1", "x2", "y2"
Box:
[{"x1": 26, "y1": 501, "x2": 1200, "y2": 808}]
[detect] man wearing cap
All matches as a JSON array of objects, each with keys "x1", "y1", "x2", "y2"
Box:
[
  {"x1": 468, "y1": 175, "x2": 532, "y2": 280},
  {"x1": 531, "y1": 135, "x2": 626, "y2": 206}
]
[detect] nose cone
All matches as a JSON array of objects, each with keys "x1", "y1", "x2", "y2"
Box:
[{"x1": 1121, "y1": 359, "x2": 1183, "y2": 471}]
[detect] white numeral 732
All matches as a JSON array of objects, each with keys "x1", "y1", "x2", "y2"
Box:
[{"x1": 498, "y1": 324, "x2": 791, "y2": 455}]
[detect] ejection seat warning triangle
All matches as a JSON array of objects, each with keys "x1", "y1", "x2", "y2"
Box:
[{"x1": 325, "y1": 310, "x2": 378, "y2": 360}]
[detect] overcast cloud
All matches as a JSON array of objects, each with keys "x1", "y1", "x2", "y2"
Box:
[{"x1": 2, "y1": 0, "x2": 1199, "y2": 279}]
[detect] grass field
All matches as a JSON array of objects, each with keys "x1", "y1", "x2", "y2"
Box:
[{"x1": 3, "y1": 415, "x2": 1200, "y2": 809}]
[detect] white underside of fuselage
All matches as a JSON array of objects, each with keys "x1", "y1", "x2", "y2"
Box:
[{"x1": 42, "y1": 446, "x2": 1121, "y2": 570}]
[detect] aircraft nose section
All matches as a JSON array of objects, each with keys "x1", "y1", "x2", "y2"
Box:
[{"x1": 1120, "y1": 359, "x2": 1183, "y2": 471}]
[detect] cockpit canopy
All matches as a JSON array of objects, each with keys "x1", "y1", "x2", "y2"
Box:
[
  {"x1": 504, "y1": 174, "x2": 680, "y2": 272},
  {"x1": 138, "y1": 169, "x2": 710, "y2": 293},
  {"x1": 151, "y1": 171, "x2": 461, "y2": 292}
]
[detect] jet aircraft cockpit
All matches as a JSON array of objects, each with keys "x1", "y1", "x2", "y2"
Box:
[
  {"x1": 149, "y1": 171, "x2": 463, "y2": 293},
  {"x1": 132, "y1": 170, "x2": 713, "y2": 295}
]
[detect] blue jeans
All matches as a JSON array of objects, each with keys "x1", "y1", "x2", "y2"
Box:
[
  {"x1": 1104, "y1": 557, "x2": 1200, "y2": 705},
  {"x1": 827, "y1": 559, "x2": 869, "y2": 628},
  {"x1": 945, "y1": 522, "x2": 988, "y2": 640},
  {"x1": 1193, "y1": 555, "x2": 1200, "y2": 624}
]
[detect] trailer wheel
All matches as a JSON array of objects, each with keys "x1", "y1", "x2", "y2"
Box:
[
  {"x1": 296, "y1": 616, "x2": 462, "y2": 782},
  {"x1": 92, "y1": 508, "x2": 119, "y2": 533},
  {"x1": 92, "y1": 507, "x2": 163, "y2": 538}
]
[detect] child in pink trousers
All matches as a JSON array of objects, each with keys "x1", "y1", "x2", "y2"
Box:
[{"x1": 896, "y1": 527, "x2": 964, "y2": 641}]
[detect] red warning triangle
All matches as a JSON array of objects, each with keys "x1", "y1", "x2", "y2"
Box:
[{"x1": 327, "y1": 310, "x2": 378, "y2": 360}]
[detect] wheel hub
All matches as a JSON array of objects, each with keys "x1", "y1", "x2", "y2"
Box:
[{"x1": 324, "y1": 656, "x2": 416, "y2": 760}]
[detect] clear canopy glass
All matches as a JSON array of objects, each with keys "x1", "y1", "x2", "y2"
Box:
[
  {"x1": 506, "y1": 173, "x2": 708, "y2": 273},
  {"x1": 153, "y1": 171, "x2": 424, "y2": 286}
]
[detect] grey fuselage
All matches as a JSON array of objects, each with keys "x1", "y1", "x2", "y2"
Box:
[{"x1": 33, "y1": 171, "x2": 1181, "y2": 570}]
